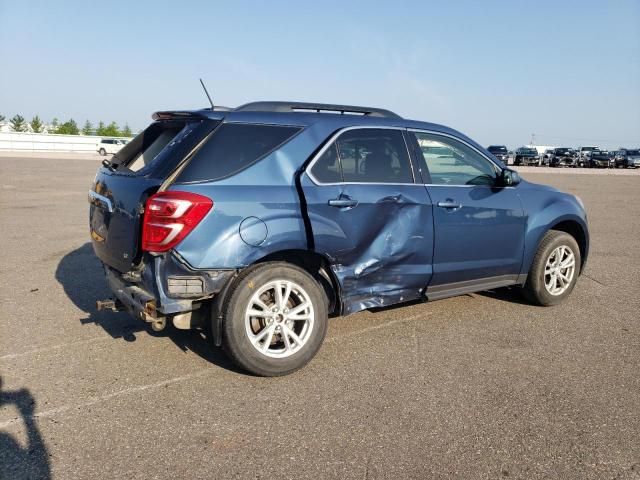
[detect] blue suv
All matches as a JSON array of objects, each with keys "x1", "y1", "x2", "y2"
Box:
[{"x1": 89, "y1": 101, "x2": 589, "y2": 376}]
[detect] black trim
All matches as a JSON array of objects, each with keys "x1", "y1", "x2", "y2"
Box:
[
  {"x1": 234, "y1": 101, "x2": 401, "y2": 119},
  {"x1": 295, "y1": 166, "x2": 316, "y2": 251},
  {"x1": 426, "y1": 274, "x2": 521, "y2": 301}
]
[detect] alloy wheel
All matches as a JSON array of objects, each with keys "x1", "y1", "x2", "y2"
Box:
[
  {"x1": 544, "y1": 245, "x2": 576, "y2": 296},
  {"x1": 244, "y1": 279, "x2": 315, "y2": 358}
]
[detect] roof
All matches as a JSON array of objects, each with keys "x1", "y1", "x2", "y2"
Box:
[{"x1": 152, "y1": 101, "x2": 486, "y2": 154}]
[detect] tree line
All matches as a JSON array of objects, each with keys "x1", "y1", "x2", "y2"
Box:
[{"x1": 0, "y1": 113, "x2": 132, "y2": 137}]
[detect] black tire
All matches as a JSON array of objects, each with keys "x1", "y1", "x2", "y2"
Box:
[
  {"x1": 522, "y1": 230, "x2": 581, "y2": 306},
  {"x1": 221, "y1": 262, "x2": 328, "y2": 376},
  {"x1": 99, "y1": 148, "x2": 106, "y2": 156}
]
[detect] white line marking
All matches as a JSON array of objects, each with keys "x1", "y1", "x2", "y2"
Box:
[
  {"x1": 0, "y1": 311, "x2": 433, "y2": 428},
  {"x1": 0, "y1": 336, "x2": 112, "y2": 361},
  {"x1": 326, "y1": 311, "x2": 431, "y2": 342},
  {"x1": 0, "y1": 369, "x2": 213, "y2": 429}
]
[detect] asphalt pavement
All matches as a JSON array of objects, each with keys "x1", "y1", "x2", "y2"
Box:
[{"x1": 1, "y1": 155, "x2": 639, "y2": 479}]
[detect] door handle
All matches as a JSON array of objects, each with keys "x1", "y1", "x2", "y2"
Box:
[
  {"x1": 328, "y1": 198, "x2": 358, "y2": 208},
  {"x1": 437, "y1": 200, "x2": 461, "y2": 209}
]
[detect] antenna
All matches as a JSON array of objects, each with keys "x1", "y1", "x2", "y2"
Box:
[{"x1": 199, "y1": 78, "x2": 214, "y2": 110}]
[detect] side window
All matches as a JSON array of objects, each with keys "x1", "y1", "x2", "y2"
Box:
[
  {"x1": 336, "y1": 129, "x2": 413, "y2": 183},
  {"x1": 310, "y1": 144, "x2": 342, "y2": 183},
  {"x1": 413, "y1": 132, "x2": 498, "y2": 186},
  {"x1": 177, "y1": 123, "x2": 301, "y2": 182}
]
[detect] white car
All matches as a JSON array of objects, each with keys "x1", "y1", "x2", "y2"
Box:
[{"x1": 97, "y1": 138, "x2": 127, "y2": 156}]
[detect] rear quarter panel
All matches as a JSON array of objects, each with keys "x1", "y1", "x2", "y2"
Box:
[{"x1": 170, "y1": 123, "x2": 337, "y2": 269}]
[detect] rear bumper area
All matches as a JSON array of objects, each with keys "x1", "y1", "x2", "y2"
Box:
[
  {"x1": 101, "y1": 252, "x2": 236, "y2": 328},
  {"x1": 105, "y1": 267, "x2": 166, "y2": 322}
]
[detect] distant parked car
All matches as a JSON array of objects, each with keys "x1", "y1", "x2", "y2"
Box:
[
  {"x1": 513, "y1": 147, "x2": 540, "y2": 166},
  {"x1": 613, "y1": 148, "x2": 640, "y2": 168},
  {"x1": 540, "y1": 149, "x2": 554, "y2": 166},
  {"x1": 583, "y1": 149, "x2": 611, "y2": 168},
  {"x1": 577, "y1": 146, "x2": 601, "y2": 167},
  {"x1": 487, "y1": 145, "x2": 509, "y2": 165},
  {"x1": 98, "y1": 138, "x2": 127, "y2": 156},
  {"x1": 548, "y1": 148, "x2": 577, "y2": 167}
]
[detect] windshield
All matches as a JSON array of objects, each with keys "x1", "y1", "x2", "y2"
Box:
[
  {"x1": 488, "y1": 146, "x2": 507, "y2": 154},
  {"x1": 522, "y1": 148, "x2": 537, "y2": 154},
  {"x1": 582, "y1": 147, "x2": 598, "y2": 152},
  {"x1": 555, "y1": 148, "x2": 572, "y2": 154},
  {"x1": 626, "y1": 150, "x2": 640, "y2": 156}
]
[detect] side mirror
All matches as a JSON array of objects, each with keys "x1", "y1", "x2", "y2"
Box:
[{"x1": 499, "y1": 168, "x2": 521, "y2": 187}]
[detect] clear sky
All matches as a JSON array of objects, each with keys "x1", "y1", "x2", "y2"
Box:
[{"x1": 1, "y1": 0, "x2": 638, "y2": 149}]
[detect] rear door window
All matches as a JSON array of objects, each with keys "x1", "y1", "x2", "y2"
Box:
[
  {"x1": 336, "y1": 128, "x2": 413, "y2": 183},
  {"x1": 176, "y1": 123, "x2": 301, "y2": 183}
]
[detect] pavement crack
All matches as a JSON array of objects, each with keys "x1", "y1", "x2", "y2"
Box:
[{"x1": 583, "y1": 273, "x2": 606, "y2": 286}]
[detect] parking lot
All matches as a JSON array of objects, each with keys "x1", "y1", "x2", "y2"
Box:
[{"x1": 1, "y1": 154, "x2": 639, "y2": 479}]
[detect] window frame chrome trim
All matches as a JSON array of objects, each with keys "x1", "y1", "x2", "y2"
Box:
[{"x1": 305, "y1": 126, "x2": 418, "y2": 186}]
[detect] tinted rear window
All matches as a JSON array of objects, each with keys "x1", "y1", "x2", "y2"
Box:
[{"x1": 177, "y1": 123, "x2": 301, "y2": 182}]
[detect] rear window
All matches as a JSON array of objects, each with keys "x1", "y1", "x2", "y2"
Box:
[
  {"x1": 176, "y1": 123, "x2": 301, "y2": 183},
  {"x1": 114, "y1": 121, "x2": 198, "y2": 173}
]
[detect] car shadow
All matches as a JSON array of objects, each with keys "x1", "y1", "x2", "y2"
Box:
[
  {"x1": 55, "y1": 243, "x2": 242, "y2": 374},
  {"x1": 0, "y1": 377, "x2": 51, "y2": 480},
  {"x1": 476, "y1": 286, "x2": 532, "y2": 306}
]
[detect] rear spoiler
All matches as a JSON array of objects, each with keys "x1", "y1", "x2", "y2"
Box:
[{"x1": 152, "y1": 108, "x2": 231, "y2": 121}]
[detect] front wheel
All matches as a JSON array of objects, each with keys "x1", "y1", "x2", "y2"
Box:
[
  {"x1": 99, "y1": 148, "x2": 106, "y2": 156},
  {"x1": 522, "y1": 230, "x2": 581, "y2": 306},
  {"x1": 222, "y1": 262, "x2": 328, "y2": 376}
]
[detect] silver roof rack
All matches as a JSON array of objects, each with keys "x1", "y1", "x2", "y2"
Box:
[{"x1": 234, "y1": 101, "x2": 401, "y2": 119}]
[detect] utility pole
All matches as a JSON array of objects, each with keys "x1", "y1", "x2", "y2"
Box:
[{"x1": 530, "y1": 133, "x2": 536, "y2": 146}]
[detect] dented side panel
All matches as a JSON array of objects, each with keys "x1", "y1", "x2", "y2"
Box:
[{"x1": 300, "y1": 175, "x2": 434, "y2": 315}]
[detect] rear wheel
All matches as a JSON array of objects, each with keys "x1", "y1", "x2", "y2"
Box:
[
  {"x1": 222, "y1": 262, "x2": 328, "y2": 376},
  {"x1": 99, "y1": 148, "x2": 106, "y2": 156},
  {"x1": 522, "y1": 230, "x2": 581, "y2": 306}
]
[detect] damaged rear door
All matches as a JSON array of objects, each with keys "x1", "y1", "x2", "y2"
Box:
[{"x1": 301, "y1": 127, "x2": 434, "y2": 314}]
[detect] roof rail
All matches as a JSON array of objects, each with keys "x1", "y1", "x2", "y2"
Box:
[{"x1": 234, "y1": 101, "x2": 402, "y2": 119}]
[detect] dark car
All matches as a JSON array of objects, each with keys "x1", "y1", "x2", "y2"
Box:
[
  {"x1": 584, "y1": 149, "x2": 612, "y2": 168},
  {"x1": 487, "y1": 145, "x2": 509, "y2": 165},
  {"x1": 89, "y1": 101, "x2": 589, "y2": 376},
  {"x1": 513, "y1": 147, "x2": 540, "y2": 166},
  {"x1": 548, "y1": 148, "x2": 577, "y2": 167},
  {"x1": 613, "y1": 148, "x2": 640, "y2": 168}
]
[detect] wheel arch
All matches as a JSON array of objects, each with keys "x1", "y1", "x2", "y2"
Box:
[
  {"x1": 523, "y1": 215, "x2": 589, "y2": 278},
  {"x1": 252, "y1": 249, "x2": 342, "y2": 316},
  {"x1": 548, "y1": 219, "x2": 588, "y2": 271}
]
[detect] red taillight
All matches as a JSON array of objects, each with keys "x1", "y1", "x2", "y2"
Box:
[{"x1": 141, "y1": 191, "x2": 213, "y2": 253}]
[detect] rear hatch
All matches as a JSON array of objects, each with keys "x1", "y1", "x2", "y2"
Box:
[{"x1": 89, "y1": 113, "x2": 219, "y2": 272}]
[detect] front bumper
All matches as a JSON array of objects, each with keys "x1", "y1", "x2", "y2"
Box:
[
  {"x1": 521, "y1": 157, "x2": 539, "y2": 165},
  {"x1": 552, "y1": 157, "x2": 576, "y2": 166}
]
